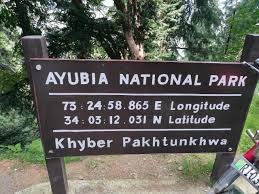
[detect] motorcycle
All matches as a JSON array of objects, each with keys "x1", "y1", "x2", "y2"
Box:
[{"x1": 208, "y1": 129, "x2": 259, "y2": 194}]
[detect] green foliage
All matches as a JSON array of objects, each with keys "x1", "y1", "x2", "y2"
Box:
[
  {"x1": 0, "y1": 0, "x2": 227, "y2": 61},
  {"x1": 47, "y1": 0, "x2": 94, "y2": 58},
  {"x1": 0, "y1": 7, "x2": 36, "y2": 149},
  {"x1": 47, "y1": 0, "x2": 127, "y2": 59},
  {"x1": 0, "y1": 0, "x2": 53, "y2": 36},
  {"x1": 0, "y1": 20, "x2": 32, "y2": 111},
  {"x1": 0, "y1": 139, "x2": 80, "y2": 164},
  {"x1": 0, "y1": 68, "x2": 33, "y2": 111},
  {"x1": 0, "y1": 25, "x2": 22, "y2": 66},
  {"x1": 45, "y1": 0, "x2": 224, "y2": 60},
  {"x1": 0, "y1": 139, "x2": 44, "y2": 163},
  {"x1": 174, "y1": 0, "x2": 222, "y2": 60},
  {"x1": 223, "y1": 0, "x2": 259, "y2": 61},
  {"x1": 144, "y1": 0, "x2": 184, "y2": 60},
  {"x1": 239, "y1": 90, "x2": 259, "y2": 152},
  {"x1": 0, "y1": 0, "x2": 52, "y2": 111},
  {"x1": 0, "y1": 31, "x2": 14, "y2": 65},
  {"x1": 0, "y1": 109, "x2": 38, "y2": 147}
]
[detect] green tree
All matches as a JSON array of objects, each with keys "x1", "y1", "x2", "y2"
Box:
[
  {"x1": 47, "y1": 0, "x2": 222, "y2": 60},
  {"x1": 170, "y1": 0, "x2": 222, "y2": 60},
  {"x1": 0, "y1": 2, "x2": 41, "y2": 147},
  {"x1": 0, "y1": 0, "x2": 52, "y2": 36},
  {"x1": 0, "y1": 0, "x2": 53, "y2": 111},
  {"x1": 47, "y1": 0, "x2": 127, "y2": 59},
  {"x1": 0, "y1": 109, "x2": 37, "y2": 148},
  {"x1": 223, "y1": 0, "x2": 259, "y2": 61},
  {"x1": 143, "y1": 0, "x2": 184, "y2": 60}
]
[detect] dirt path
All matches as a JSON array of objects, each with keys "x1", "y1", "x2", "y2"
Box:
[{"x1": 0, "y1": 154, "x2": 213, "y2": 194}]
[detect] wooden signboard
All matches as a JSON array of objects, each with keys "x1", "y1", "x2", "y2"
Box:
[
  {"x1": 28, "y1": 59, "x2": 257, "y2": 157},
  {"x1": 21, "y1": 35, "x2": 259, "y2": 194}
]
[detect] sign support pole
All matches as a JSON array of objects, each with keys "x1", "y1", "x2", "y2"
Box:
[
  {"x1": 21, "y1": 36, "x2": 68, "y2": 194},
  {"x1": 45, "y1": 157, "x2": 68, "y2": 194},
  {"x1": 211, "y1": 34, "x2": 259, "y2": 182}
]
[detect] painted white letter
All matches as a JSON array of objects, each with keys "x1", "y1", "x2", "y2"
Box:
[
  {"x1": 209, "y1": 75, "x2": 219, "y2": 86},
  {"x1": 99, "y1": 73, "x2": 108, "y2": 84},
  {"x1": 45, "y1": 72, "x2": 57, "y2": 85}
]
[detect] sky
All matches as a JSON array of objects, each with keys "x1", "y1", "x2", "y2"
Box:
[
  {"x1": 102, "y1": 0, "x2": 226, "y2": 8},
  {"x1": 103, "y1": 0, "x2": 114, "y2": 7}
]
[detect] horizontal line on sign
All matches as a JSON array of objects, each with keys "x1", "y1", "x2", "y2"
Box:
[
  {"x1": 49, "y1": 93, "x2": 242, "y2": 97},
  {"x1": 53, "y1": 128, "x2": 231, "y2": 133}
]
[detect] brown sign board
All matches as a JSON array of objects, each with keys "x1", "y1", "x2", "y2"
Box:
[{"x1": 28, "y1": 59, "x2": 257, "y2": 157}]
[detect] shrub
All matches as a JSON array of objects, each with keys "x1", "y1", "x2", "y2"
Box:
[{"x1": 0, "y1": 109, "x2": 38, "y2": 148}]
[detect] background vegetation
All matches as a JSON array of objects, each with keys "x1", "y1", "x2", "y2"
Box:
[{"x1": 0, "y1": 0, "x2": 259, "y2": 165}]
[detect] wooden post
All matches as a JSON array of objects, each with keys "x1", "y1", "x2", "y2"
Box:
[
  {"x1": 45, "y1": 157, "x2": 68, "y2": 194},
  {"x1": 21, "y1": 36, "x2": 68, "y2": 194},
  {"x1": 241, "y1": 34, "x2": 259, "y2": 62},
  {"x1": 211, "y1": 34, "x2": 259, "y2": 182},
  {"x1": 210, "y1": 153, "x2": 236, "y2": 182}
]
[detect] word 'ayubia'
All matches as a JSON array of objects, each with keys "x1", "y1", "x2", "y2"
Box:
[{"x1": 45, "y1": 72, "x2": 247, "y2": 87}]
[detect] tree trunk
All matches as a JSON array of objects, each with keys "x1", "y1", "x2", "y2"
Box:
[
  {"x1": 224, "y1": 0, "x2": 237, "y2": 55},
  {"x1": 114, "y1": 0, "x2": 145, "y2": 60},
  {"x1": 125, "y1": 31, "x2": 144, "y2": 60}
]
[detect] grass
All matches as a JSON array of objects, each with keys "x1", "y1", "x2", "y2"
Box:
[
  {"x1": 0, "y1": 139, "x2": 44, "y2": 163},
  {"x1": 84, "y1": 158, "x2": 103, "y2": 169},
  {"x1": 238, "y1": 91, "x2": 259, "y2": 152},
  {"x1": 172, "y1": 154, "x2": 214, "y2": 183},
  {"x1": 0, "y1": 139, "x2": 80, "y2": 164}
]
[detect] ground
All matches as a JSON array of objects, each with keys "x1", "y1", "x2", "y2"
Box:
[{"x1": 0, "y1": 154, "x2": 257, "y2": 194}]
